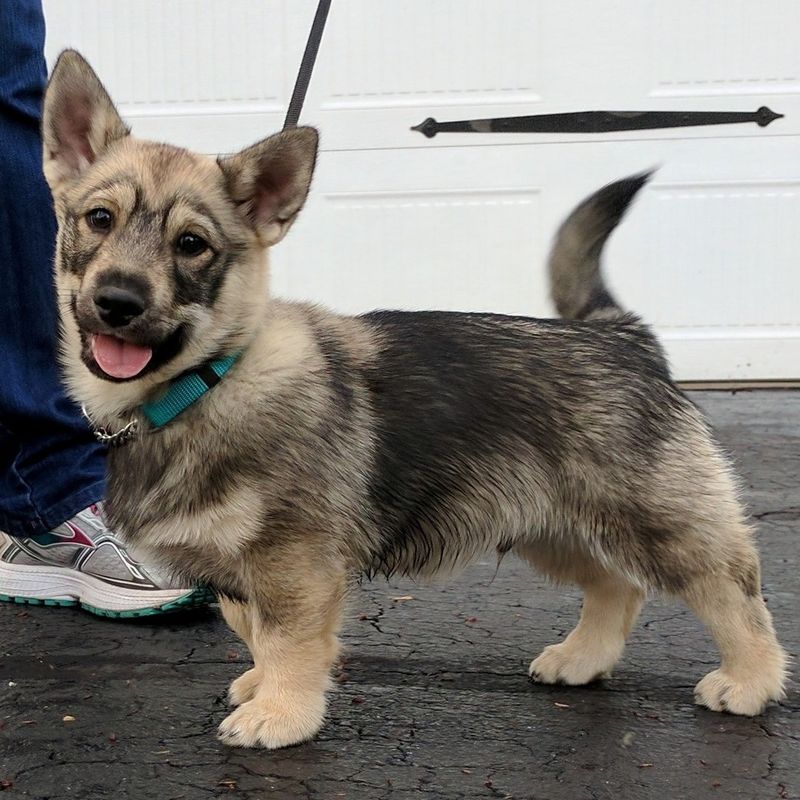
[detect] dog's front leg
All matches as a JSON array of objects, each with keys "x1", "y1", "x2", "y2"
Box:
[
  {"x1": 219, "y1": 597, "x2": 263, "y2": 707},
  {"x1": 218, "y1": 555, "x2": 347, "y2": 749}
]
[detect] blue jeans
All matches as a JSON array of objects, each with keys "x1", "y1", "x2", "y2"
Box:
[{"x1": 0, "y1": 0, "x2": 105, "y2": 538}]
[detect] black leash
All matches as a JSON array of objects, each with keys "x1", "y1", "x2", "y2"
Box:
[{"x1": 283, "y1": 0, "x2": 332, "y2": 129}]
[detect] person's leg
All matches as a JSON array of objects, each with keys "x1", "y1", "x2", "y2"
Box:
[
  {"x1": 0, "y1": 1, "x2": 210, "y2": 616},
  {"x1": 0, "y1": 0, "x2": 106, "y2": 538}
]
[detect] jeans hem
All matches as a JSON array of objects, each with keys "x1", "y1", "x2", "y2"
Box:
[{"x1": 0, "y1": 478, "x2": 106, "y2": 539}]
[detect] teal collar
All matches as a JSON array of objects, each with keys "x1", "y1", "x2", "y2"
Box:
[{"x1": 141, "y1": 353, "x2": 240, "y2": 428}]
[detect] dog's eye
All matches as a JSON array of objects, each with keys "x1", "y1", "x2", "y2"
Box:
[
  {"x1": 86, "y1": 207, "x2": 113, "y2": 232},
  {"x1": 176, "y1": 232, "x2": 209, "y2": 257}
]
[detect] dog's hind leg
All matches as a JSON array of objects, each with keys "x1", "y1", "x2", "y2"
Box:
[
  {"x1": 526, "y1": 562, "x2": 645, "y2": 685},
  {"x1": 645, "y1": 429, "x2": 788, "y2": 715},
  {"x1": 219, "y1": 597, "x2": 262, "y2": 707},
  {"x1": 678, "y1": 535, "x2": 787, "y2": 716}
]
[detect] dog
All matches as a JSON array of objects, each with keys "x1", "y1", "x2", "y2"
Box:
[{"x1": 42, "y1": 50, "x2": 787, "y2": 749}]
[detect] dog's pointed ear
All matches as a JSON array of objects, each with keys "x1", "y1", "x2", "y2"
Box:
[
  {"x1": 218, "y1": 126, "x2": 318, "y2": 246},
  {"x1": 42, "y1": 49, "x2": 129, "y2": 191}
]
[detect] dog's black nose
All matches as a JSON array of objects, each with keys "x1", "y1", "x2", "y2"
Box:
[{"x1": 94, "y1": 286, "x2": 146, "y2": 328}]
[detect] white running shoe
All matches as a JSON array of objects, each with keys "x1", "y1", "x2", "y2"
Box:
[{"x1": 0, "y1": 504, "x2": 212, "y2": 618}]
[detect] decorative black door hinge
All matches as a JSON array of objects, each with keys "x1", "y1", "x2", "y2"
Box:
[{"x1": 411, "y1": 107, "x2": 783, "y2": 138}]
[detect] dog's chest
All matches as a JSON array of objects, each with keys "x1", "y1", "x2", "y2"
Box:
[
  {"x1": 107, "y1": 432, "x2": 262, "y2": 560},
  {"x1": 134, "y1": 495, "x2": 261, "y2": 561}
]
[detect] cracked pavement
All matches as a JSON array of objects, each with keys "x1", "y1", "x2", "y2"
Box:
[{"x1": 0, "y1": 390, "x2": 798, "y2": 799}]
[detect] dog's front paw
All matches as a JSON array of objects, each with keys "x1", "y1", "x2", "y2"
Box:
[
  {"x1": 528, "y1": 641, "x2": 618, "y2": 686},
  {"x1": 694, "y1": 668, "x2": 784, "y2": 716},
  {"x1": 228, "y1": 667, "x2": 262, "y2": 707},
  {"x1": 218, "y1": 691, "x2": 326, "y2": 749}
]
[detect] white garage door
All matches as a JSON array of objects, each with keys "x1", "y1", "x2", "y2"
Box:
[{"x1": 44, "y1": 0, "x2": 800, "y2": 381}]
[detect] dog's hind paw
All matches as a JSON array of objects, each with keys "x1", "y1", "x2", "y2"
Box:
[
  {"x1": 218, "y1": 692, "x2": 326, "y2": 749},
  {"x1": 228, "y1": 667, "x2": 262, "y2": 707},
  {"x1": 694, "y1": 668, "x2": 785, "y2": 716}
]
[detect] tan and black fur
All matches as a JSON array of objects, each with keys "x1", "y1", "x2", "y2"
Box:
[{"x1": 42, "y1": 50, "x2": 788, "y2": 749}]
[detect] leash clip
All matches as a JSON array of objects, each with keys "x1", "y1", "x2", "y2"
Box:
[{"x1": 81, "y1": 405, "x2": 138, "y2": 447}]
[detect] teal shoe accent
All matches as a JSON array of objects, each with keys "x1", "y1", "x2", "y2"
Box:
[
  {"x1": 80, "y1": 585, "x2": 215, "y2": 619},
  {"x1": 0, "y1": 593, "x2": 76, "y2": 608},
  {"x1": 0, "y1": 586, "x2": 215, "y2": 619}
]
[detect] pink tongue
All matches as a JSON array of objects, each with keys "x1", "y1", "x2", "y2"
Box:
[{"x1": 91, "y1": 334, "x2": 153, "y2": 379}]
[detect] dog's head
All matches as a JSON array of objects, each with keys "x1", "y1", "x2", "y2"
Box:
[{"x1": 42, "y1": 50, "x2": 317, "y2": 416}]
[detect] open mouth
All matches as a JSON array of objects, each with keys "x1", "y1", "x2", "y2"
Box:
[
  {"x1": 90, "y1": 334, "x2": 153, "y2": 379},
  {"x1": 82, "y1": 327, "x2": 186, "y2": 382}
]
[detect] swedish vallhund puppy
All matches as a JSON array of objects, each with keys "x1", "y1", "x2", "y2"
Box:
[{"x1": 42, "y1": 50, "x2": 786, "y2": 748}]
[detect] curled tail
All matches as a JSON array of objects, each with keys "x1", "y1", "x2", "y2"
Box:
[{"x1": 548, "y1": 171, "x2": 652, "y2": 321}]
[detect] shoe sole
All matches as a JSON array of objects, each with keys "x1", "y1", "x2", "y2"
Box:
[{"x1": 0, "y1": 562, "x2": 215, "y2": 618}]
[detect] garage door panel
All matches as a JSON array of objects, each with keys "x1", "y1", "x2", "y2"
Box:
[
  {"x1": 649, "y1": 0, "x2": 799, "y2": 99},
  {"x1": 44, "y1": 0, "x2": 288, "y2": 113},
  {"x1": 274, "y1": 136, "x2": 800, "y2": 380},
  {"x1": 321, "y1": 0, "x2": 542, "y2": 109},
  {"x1": 307, "y1": 0, "x2": 800, "y2": 150},
  {"x1": 630, "y1": 181, "x2": 800, "y2": 330},
  {"x1": 43, "y1": 0, "x2": 800, "y2": 380},
  {"x1": 280, "y1": 187, "x2": 545, "y2": 316},
  {"x1": 45, "y1": 1, "x2": 800, "y2": 150}
]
